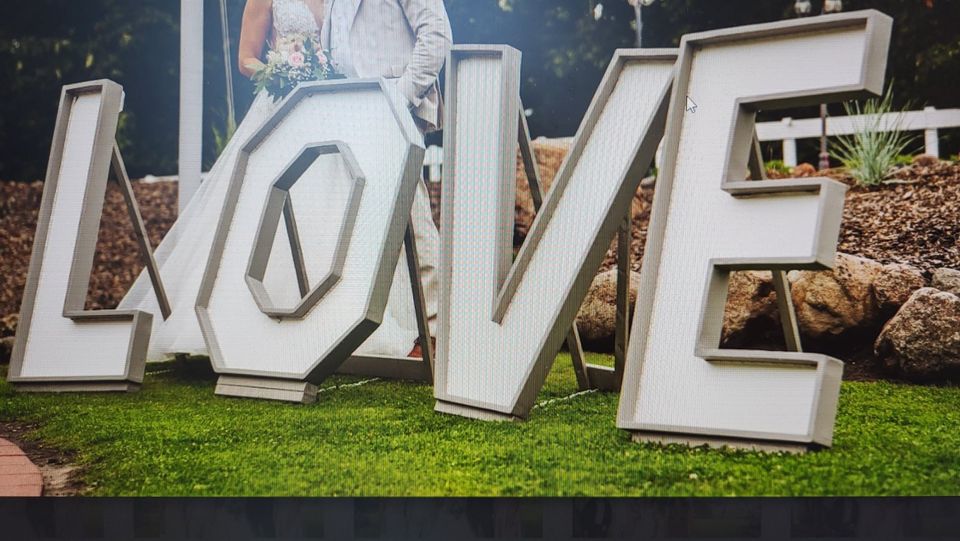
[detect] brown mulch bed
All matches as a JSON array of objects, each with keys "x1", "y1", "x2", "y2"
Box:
[
  {"x1": 501, "y1": 147, "x2": 960, "y2": 278},
  {"x1": 588, "y1": 160, "x2": 960, "y2": 277},
  {"x1": 0, "y1": 180, "x2": 178, "y2": 341},
  {"x1": 835, "y1": 162, "x2": 960, "y2": 274},
  {"x1": 1, "y1": 153, "x2": 958, "y2": 355}
]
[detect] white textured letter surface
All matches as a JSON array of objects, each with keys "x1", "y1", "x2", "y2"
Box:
[
  {"x1": 196, "y1": 80, "x2": 424, "y2": 391},
  {"x1": 10, "y1": 81, "x2": 153, "y2": 390},
  {"x1": 618, "y1": 11, "x2": 892, "y2": 449},
  {"x1": 434, "y1": 46, "x2": 676, "y2": 420}
]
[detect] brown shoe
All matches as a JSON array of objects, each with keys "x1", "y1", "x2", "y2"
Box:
[{"x1": 407, "y1": 336, "x2": 436, "y2": 358}]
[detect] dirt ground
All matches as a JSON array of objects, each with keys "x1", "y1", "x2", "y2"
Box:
[{"x1": 0, "y1": 421, "x2": 84, "y2": 496}]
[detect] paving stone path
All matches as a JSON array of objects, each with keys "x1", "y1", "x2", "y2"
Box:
[{"x1": 0, "y1": 438, "x2": 42, "y2": 496}]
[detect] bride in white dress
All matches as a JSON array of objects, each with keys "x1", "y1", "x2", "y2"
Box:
[{"x1": 120, "y1": 0, "x2": 432, "y2": 362}]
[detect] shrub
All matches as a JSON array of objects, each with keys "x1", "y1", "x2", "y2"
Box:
[
  {"x1": 765, "y1": 159, "x2": 792, "y2": 176},
  {"x1": 894, "y1": 154, "x2": 914, "y2": 166},
  {"x1": 830, "y1": 86, "x2": 916, "y2": 187}
]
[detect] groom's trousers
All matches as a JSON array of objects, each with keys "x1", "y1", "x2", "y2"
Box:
[{"x1": 410, "y1": 164, "x2": 441, "y2": 337}]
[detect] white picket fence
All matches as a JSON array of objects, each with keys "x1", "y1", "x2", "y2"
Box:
[
  {"x1": 421, "y1": 107, "x2": 960, "y2": 181},
  {"x1": 756, "y1": 106, "x2": 960, "y2": 167}
]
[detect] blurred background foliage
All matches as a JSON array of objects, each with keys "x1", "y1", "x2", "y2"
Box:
[{"x1": 0, "y1": 0, "x2": 957, "y2": 180}]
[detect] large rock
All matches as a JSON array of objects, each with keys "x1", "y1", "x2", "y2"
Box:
[
  {"x1": 874, "y1": 288, "x2": 960, "y2": 380},
  {"x1": 721, "y1": 271, "x2": 780, "y2": 347},
  {"x1": 788, "y1": 254, "x2": 883, "y2": 339},
  {"x1": 872, "y1": 263, "x2": 927, "y2": 313},
  {"x1": 932, "y1": 268, "x2": 960, "y2": 296},
  {"x1": 715, "y1": 254, "x2": 925, "y2": 348},
  {"x1": 576, "y1": 269, "x2": 641, "y2": 349},
  {"x1": 788, "y1": 253, "x2": 925, "y2": 341}
]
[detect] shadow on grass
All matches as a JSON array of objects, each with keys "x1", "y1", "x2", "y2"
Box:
[{"x1": 145, "y1": 355, "x2": 217, "y2": 383}]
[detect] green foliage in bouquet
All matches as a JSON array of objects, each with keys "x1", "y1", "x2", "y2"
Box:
[{"x1": 251, "y1": 33, "x2": 344, "y2": 102}]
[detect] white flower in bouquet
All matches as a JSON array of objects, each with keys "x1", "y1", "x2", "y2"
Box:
[{"x1": 251, "y1": 32, "x2": 343, "y2": 102}]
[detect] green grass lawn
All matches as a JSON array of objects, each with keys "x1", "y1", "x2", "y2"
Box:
[{"x1": 1, "y1": 353, "x2": 959, "y2": 496}]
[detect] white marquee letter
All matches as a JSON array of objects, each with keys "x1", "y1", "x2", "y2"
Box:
[
  {"x1": 434, "y1": 46, "x2": 676, "y2": 420},
  {"x1": 617, "y1": 11, "x2": 892, "y2": 450},
  {"x1": 196, "y1": 80, "x2": 425, "y2": 403},
  {"x1": 10, "y1": 81, "x2": 169, "y2": 391}
]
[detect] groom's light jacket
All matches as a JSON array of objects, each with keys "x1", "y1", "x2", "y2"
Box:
[{"x1": 320, "y1": 0, "x2": 453, "y2": 132}]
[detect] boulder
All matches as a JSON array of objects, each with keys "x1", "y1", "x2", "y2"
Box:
[
  {"x1": 932, "y1": 268, "x2": 960, "y2": 296},
  {"x1": 576, "y1": 269, "x2": 641, "y2": 348},
  {"x1": 789, "y1": 254, "x2": 884, "y2": 339},
  {"x1": 721, "y1": 271, "x2": 780, "y2": 347},
  {"x1": 872, "y1": 263, "x2": 927, "y2": 313},
  {"x1": 874, "y1": 288, "x2": 960, "y2": 380},
  {"x1": 788, "y1": 253, "x2": 925, "y2": 340}
]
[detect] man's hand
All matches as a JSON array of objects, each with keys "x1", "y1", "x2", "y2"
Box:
[
  {"x1": 396, "y1": 0, "x2": 453, "y2": 111},
  {"x1": 387, "y1": 77, "x2": 417, "y2": 114}
]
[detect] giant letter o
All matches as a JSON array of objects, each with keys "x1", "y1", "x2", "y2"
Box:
[{"x1": 196, "y1": 79, "x2": 424, "y2": 403}]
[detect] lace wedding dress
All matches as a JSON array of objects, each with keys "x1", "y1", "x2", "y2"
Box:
[{"x1": 120, "y1": 0, "x2": 422, "y2": 361}]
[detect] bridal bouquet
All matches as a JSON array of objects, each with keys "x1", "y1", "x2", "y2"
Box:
[{"x1": 252, "y1": 33, "x2": 343, "y2": 102}]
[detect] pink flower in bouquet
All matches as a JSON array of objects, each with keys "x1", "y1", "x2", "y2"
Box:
[
  {"x1": 316, "y1": 51, "x2": 328, "y2": 65},
  {"x1": 289, "y1": 52, "x2": 305, "y2": 68}
]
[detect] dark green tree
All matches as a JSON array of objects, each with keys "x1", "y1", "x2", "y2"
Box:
[
  {"x1": 1, "y1": 1, "x2": 956, "y2": 180},
  {"x1": 0, "y1": 1, "x2": 179, "y2": 180}
]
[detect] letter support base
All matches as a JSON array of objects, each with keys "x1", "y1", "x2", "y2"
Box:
[
  {"x1": 434, "y1": 400, "x2": 521, "y2": 422},
  {"x1": 629, "y1": 431, "x2": 814, "y2": 454},
  {"x1": 12, "y1": 381, "x2": 140, "y2": 393},
  {"x1": 215, "y1": 375, "x2": 318, "y2": 404}
]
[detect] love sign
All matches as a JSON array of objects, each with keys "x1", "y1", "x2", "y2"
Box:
[{"x1": 10, "y1": 11, "x2": 892, "y2": 450}]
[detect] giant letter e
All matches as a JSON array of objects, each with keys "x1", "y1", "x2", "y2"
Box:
[{"x1": 618, "y1": 11, "x2": 892, "y2": 451}]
